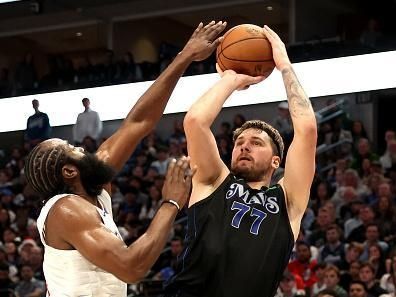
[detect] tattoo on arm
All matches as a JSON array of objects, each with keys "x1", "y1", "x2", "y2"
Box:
[{"x1": 281, "y1": 67, "x2": 312, "y2": 117}]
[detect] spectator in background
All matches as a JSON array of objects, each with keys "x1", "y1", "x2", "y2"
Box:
[
  {"x1": 351, "y1": 121, "x2": 368, "y2": 152},
  {"x1": 0, "y1": 262, "x2": 14, "y2": 293},
  {"x1": 153, "y1": 237, "x2": 184, "y2": 281},
  {"x1": 352, "y1": 139, "x2": 379, "y2": 173},
  {"x1": 312, "y1": 263, "x2": 327, "y2": 296},
  {"x1": 150, "y1": 146, "x2": 170, "y2": 176},
  {"x1": 323, "y1": 265, "x2": 348, "y2": 297},
  {"x1": 340, "y1": 261, "x2": 361, "y2": 291},
  {"x1": 325, "y1": 117, "x2": 353, "y2": 160},
  {"x1": 380, "y1": 253, "x2": 396, "y2": 294},
  {"x1": 73, "y1": 97, "x2": 102, "y2": 145},
  {"x1": 344, "y1": 200, "x2": 364, "y2": 239},
  {"x1": 380, "y1": 139, "x2": 396, "y2": 173},
  {"x1": 232, "y1": 113, "x2": 245, "y2": 130},
  {"x1": 318, "y1": 224, "x2": 346, "y2": 267},
  {"x1": 347, "y1": 206, "x2": 376, "y2": 243},
  {"x1": 119, "y1": 52, "x2": 143, "y2": 83},
  {"x1": 365, "y1": 174, "x2": 386, "y2": 206},
  {"x1": 309, "y1": 207, "x2": 335, "y2": 247},
  {"x1": 216, "y1": 121, "x2": 232, "y2": 142},
  {"x1": 27, "y1": 246, "x2": 44, "y2": 281},
  {"x1": 274, "y1": 270, "x2": 303, "y2": 297},
  {"x1": 25, "y1": 99, "x2": 51, "y2": 148},
  {"x1": 272, "y1": 101, "x2": 293, "y2": 152},
  {"x1": 332, "y1": 169, "x2": 369, "y2": 210},
  {"x1": 360, "y1": 18, "x2": 383, "y2": 49},
  {"x1": 288, "y1": 241, "x2": 318, "y2": 291},
  {"x1": 14, "y1": 264, "x2": 45, "y2": 297},
  {"x1": 359, "y1": 263, "x2": 388, "y2": 297},
  {"x1": 359, "y1": 224, "x2": 388, "y2": 262},
  {"x1": 310, "y1": 181, "x2": 333, "y2": 215},
  {"x1": 366, "y1": 244, "x2": 387, "y2": 280},
  {"x1": 348, "y1": 281, "x2": 369, "y2": 297},
  {"x1": 373, "y1": 195, "x2": 396, "y2": 245},
  {"x1": 382, "y1": 130, "x2": 396, "y2": 155}
]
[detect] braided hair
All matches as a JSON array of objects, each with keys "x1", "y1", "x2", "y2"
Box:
[{"x1": 24, "y1": 142, "x2": 67, "y2": 198}]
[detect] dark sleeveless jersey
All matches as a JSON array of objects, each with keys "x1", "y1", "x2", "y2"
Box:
[{"x1": 164, "y1": 174, "x2": 295, "y2": 297}]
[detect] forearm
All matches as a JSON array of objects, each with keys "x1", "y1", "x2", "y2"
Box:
[
  {"x1": 281, "y1": 65, "x2": 316, "y2": 134},
  {"x1": 123, "y1": 52, "x2": 193, "y2": 127},
  {"x1": 127, "y1": 203, "x2": 177, "y2": 279},
  {"x1": 186, "y1": 74, "x2": 238, "y2": 127}
]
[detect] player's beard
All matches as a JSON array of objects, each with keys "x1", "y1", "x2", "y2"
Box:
[
  {"x1": 68, "y1": 153, "x2": 115, "y2": 197},
  {"x1": 231, "y1": 159, "x2": 271, "y2": 182}
]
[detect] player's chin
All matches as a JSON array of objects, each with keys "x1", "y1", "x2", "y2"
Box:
[{"x1": 231, "y1": 164, "x2": 251, "y2": 175}]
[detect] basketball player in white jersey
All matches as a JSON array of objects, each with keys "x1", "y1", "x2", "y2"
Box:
[{"x1": 23, "y1": 20, "x2": 227, "y2": 296}]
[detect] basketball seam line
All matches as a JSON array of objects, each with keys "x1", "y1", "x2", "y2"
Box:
[
  {"x1": 219, "y1": 56, "x2": 275, "y2": 63},
  {"x1": 220, "y1": 25, "x2": 241, "y2": 53},
  {"x1": 221, "y1": 36, "x2": 269, "y2": 53},
  {"x1": 219, "y1": 37, "x2": 273, "y2": 62}
]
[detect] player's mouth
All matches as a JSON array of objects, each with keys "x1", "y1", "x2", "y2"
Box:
[{"x1": 238, "y1": 156, "x2": 252, "y2": 162}]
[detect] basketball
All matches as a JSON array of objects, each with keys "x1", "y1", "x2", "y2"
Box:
[{"x1": 216, "y1": 24, "x2": 275, "y2": 77}]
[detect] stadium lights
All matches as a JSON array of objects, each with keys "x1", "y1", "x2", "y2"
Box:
[{"x1": 0, "y1": 50, "x2": 395, "y2": 133}]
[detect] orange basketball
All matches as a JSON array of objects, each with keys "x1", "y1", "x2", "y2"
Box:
[{"x1": 216, "y1": 24, "x2": 275, "y2": 78}]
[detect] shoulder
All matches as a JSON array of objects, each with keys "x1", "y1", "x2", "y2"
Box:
[{"x1": 49, "y1": 195, "x2": 99, "y2": 226}]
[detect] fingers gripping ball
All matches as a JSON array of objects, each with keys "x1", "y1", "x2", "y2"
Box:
[{"x1": 216, "y1": 24, "x2": 275, "y2": 77}]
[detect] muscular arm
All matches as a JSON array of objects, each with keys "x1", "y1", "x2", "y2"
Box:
[
  {"x1": 280, "y1": 66, "x2": 317, "y2": 221},
  {"x1": 185, "y1": 70, "x2": 264, "y2": 205},
  {"x1": 262, "y1": 25, "x2": 317, "y2": 228},
  {"x1": 184, "y1": 74, "x2": 236, "y2": 187},
  {"x1": 96, "y1": 21, "x2": 226, "y2": 173},
  {"x1": 53, "y1": 197, "x2": 179, "y2": 283},
  {"x1": 96, "y1": 52, "x2": 193, "y2": 172},
  {"x1": 50, "y1": 157, "x2": 193, "y2": 283}
]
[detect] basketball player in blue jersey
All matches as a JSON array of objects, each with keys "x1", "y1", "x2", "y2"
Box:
[
  {"x1": 164, "y1": 25, "x2": 318, "y2": 297},
  {"x1": 23, "y1": 21, "x2": 227, "y2": 296}
]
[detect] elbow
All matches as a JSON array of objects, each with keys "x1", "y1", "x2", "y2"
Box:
[
  {"x1": 124, "y1": 269, "x2": 146, "y2": 284},
  {"x1": 184, "y1": 112, "x2": 205, "y2": 131},
  {"x1": 295, "y1": 121, "x2": 317, "y2": 138},
  {"x1": 118, "y1": 264, "x2": 148, "y2": 284}
]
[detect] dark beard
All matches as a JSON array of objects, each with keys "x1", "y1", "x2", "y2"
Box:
[
  {"x1": 67, "y1": 153, "x2": 115, "y2": 197},
  {"x1": 230, "y1": 165, "x2": 266, "y2": 182}
]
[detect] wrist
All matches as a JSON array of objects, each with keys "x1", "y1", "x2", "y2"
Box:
[
  {"x1": 221, "y1": 72, "x2": 239, "y2": 89},
  {"x1": 177, "y1": 50, "x2": 194, "y2": 64},
  {"x1": 161, "y1": 199, "x2": 181, "y2": 212}
]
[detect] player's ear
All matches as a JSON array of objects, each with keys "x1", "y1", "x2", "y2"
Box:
[{"x1": 271, "y1": 156, "x2": 280, "y2": 169}]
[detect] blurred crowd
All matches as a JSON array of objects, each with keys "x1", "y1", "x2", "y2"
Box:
[{"x1": 0, "y1": 43, "x2": 216, "y2": 100}]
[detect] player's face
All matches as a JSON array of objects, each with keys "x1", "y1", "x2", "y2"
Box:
[
  {"x1": 43, "y1": 139, "x2": 115, "y2": 196},
  {"x1": 231, "y1": 129, "x2": 277, "y2": 182}
]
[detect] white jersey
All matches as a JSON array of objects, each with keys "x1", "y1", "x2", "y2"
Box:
[{"x1": 36, "y1": 190, "x2": 127, "y2": 297}]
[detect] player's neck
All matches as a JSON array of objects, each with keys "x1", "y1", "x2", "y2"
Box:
[
  {"x1": 247, "y1": 176, "x2": 271, "y2": 190},
  {"x1": 67, "y1": 183, "x2": 98, "y2": 207}
]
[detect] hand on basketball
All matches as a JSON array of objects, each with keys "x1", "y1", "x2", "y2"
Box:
[
  {"x1": 263, "y1": 25, "x2": 292, "y2": 71},
  {"x1": 181, "y1": 21, "x2": 227, "y2": 62},
  {"x1": 216, "y1": 63, "x2": 265, "y2": 91},
  {"x1": 162, "y1": 156, "x2": 196, "y2": 209}
]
